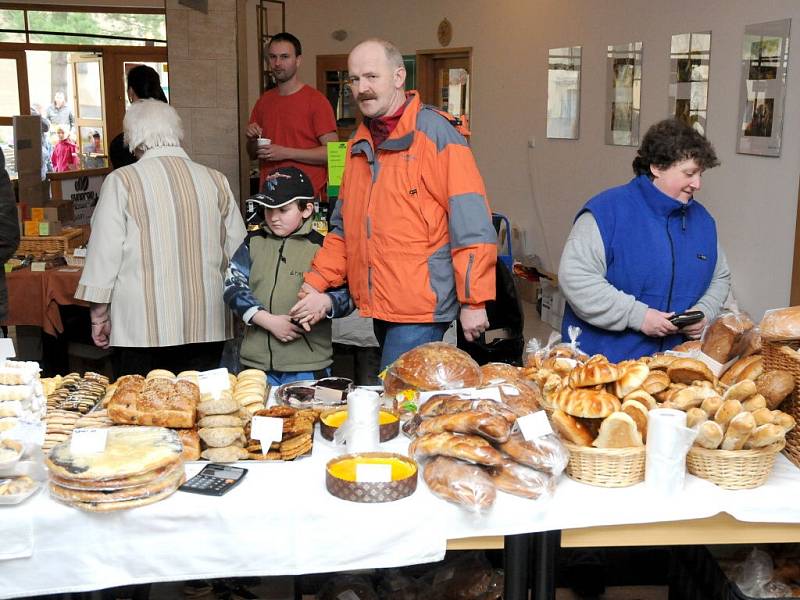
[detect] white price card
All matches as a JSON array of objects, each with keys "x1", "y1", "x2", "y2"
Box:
[
  {"x1": 198, "y1": 368, "x2": 231, "y2": 396},
  {"x1": 70, "y1": 428, "x2": 109, "y2": 454},
  {"x1": 250, "y1": 416, "x2": 283, "y2": 449},
  {"x1": 517, "y1": 411, "x2": 554, "y2": 441},
  {"x1": 30, "y1": 262, "x2": 46, "y2": 272},
  {"x1": 465, "y1": 386, "x2": 502, "y2": 402},
  {"x1": 500, "y1": 384, "x2": 520, "y2": 396},
  {"x1": 73, "y1": 247, "x2": 88, "y2": 258},
  {"x1": 0, "y1": 338, "x2": 15, "y2": 359},
  {"x1": 314, "y1": 385, "x2": 343, "y2": 404},
  {"x1": 355, "y1": 462, "x2": 392, "y2": 483}
]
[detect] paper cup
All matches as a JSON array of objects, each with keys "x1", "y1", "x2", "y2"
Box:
[{"x1": 256, "y1": 137, "x2": 271, "y2": 147}]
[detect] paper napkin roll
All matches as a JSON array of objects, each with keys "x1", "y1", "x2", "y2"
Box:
[
  {"x1": 645, "y1": 408, "x2": 698, "y2": 495},
  {"x1": 334, "y1": 388, "x2": 381, "y2": 453}
]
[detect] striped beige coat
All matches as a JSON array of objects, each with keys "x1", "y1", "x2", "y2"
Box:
[{"x1": 76, "y1": 147, "x2": 246, "y2": 347}]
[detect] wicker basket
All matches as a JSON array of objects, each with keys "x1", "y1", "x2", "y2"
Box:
[
  {"x1": 686, "y1": 441, "x2": 785, "y2": 490},
  {"x1": 761, "y1": 339, "x2": 800, "y2": 468},
  {"x1": 18, "y1": 228, "x2": 84, "y2": 256},
  {"x1": 562, "y1": 442, "x2": 645, "y2": 487}
]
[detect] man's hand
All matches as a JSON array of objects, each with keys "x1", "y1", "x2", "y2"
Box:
[
  {"x1": 256, "y1": 143, "x2": 292, "y2": 162},
  {"x1": 251, "y1": 310, "x2": 303, "y2": 342},
  {"x1": 640, "y1": 308, "x2": 679, "y2": 337},
  {"x1": 460, "y1": 306, "x2": 489, "y2": 342},
  {"x1": 681, "y1": 317, "x2": 707, "y2": 340},
  {"x1": 290, "y1": 283, "x2": 329, "y2": 332},
  {"x1": 245, "y1": 123, "x2": 262, "y2": 139}
]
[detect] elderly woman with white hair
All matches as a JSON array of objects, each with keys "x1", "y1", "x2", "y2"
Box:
[{"x1": 76, "y1": 99, "x2": 246, "y2": 376}]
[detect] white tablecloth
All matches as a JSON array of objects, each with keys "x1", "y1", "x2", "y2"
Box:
[{"x1": 2, "y1": 431, "x2": 800, "y2": 599}]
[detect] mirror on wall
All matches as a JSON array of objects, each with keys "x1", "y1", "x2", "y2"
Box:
[
  {"x1": 605, "y1": 41, "x2": 642, "y2": 146},
  {"x1": 668, "y1": 32, "x2": 711, "y2": 135},
  {"x1": 546, "y1": 46, "x2": 581, "y2": 139}
]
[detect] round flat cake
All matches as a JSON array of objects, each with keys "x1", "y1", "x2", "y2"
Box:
[{"x1": 46, "y1": 426, "x2": 183, "y2": 481}]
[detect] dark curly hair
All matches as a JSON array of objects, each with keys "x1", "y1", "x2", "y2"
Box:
[{"x1": 632, "y1": 119, "x2": 719, "y2": 178}]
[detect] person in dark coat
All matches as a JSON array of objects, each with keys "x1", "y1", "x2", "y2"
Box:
[{"x1": 0, "y1": 151, "x2": 20, "y2": 324}]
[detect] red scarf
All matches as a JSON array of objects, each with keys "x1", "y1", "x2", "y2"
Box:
[{"x1": 365, "y1": 97, "x2": 410, "y2": 148}]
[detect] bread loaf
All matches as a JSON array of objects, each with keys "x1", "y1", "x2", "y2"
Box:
[
  {"x1": 480, "y1": 362, "x2": 521, "y2": 385},
  {"x1": 495, "y1": 432, "x2": 570, "y2": 475},
  {"x1": 720, "y1": 355, "x2": 762, "y2": 386},
  {"x1": 415, "y1": 411, "x2": 511, "y2": 443},
  {"x1": 720, "y1": 412, "x2": 756, "y2": 450},
  {"x1": 694, "y1": 420, "x2": 724, "y2": 449},
  {"x1": 555, "y1": 388, "x2": 621, "y2": 418},
  {"x1": 702, "y1": 313, "x2": 753, "y2": 363},
  {"x1": 743, "y1": 424, "x2": 785, "y2": 449},
  {"x1": 198, "y1": 426, "x2": 245, "y2": 448},
  {"x1": 423, "y1": 455, "x2": 496, "y2": 510},
  {"x1": 409, "y1": 432, "x2": 505, "y2": 466},
  {"x1": 550, "y1": 410, "x2": 594, "y2": 446},
  {"x1": 667, "y1": 358, "x2": 716, "y2": 385},
  {"x1": 672, "y1": 385, "x2": 719, "y2": 411},
  {"x1": 756, "y1": 370, "x2": 795, "y2": 409},
  {"x1": 496, "y1": 381, "x2": 542, "y2": 417},
  {"x1": 383, "y1": 342, "x2": 481, "y2": 395},
  {"x1": 108, "y1": 378, "x2": 198, "y2": 429},
  {"x1": 489, "y1": 458, "x2": 555, "y2": 499},
  {"x1": 722, "y1": 380, "x2": 757, "y2": 402},
  {"x1": 419, "y1": 395, "x2": 518, "y2": 424},
  {"x1": 736, "y1": 357, "x2": 764, "y2": 383},
  {"x1": 592, "y1": 412, "x2": 643, "y2": 448},
  {"x1": 197, "y1": 393, "x2": 239, "y2": 417},
  {"x1": 759, "y1": 306, "x2": 800, "y2": 341}
]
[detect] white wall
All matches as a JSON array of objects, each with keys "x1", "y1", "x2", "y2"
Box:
[{"x1": 247, "y1": 0, "x2": 800, "y2": 321}]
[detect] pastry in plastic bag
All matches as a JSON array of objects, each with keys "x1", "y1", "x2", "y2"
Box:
[
  {"x1": 422, "y1": 455, "x2": 496, "y2": 511},
  {"x1": 495, "y1": 432, "x2": 569, "y2": 476},
  {"x1": 493, "y1": 381, "x2": 542, "y2": 417},
  {"x1": 489, "y1": 457, "x2": 555, "y2": 499},
  {"x1": 415, "y1": 411, "x2": 511, "y2": 444},
  {"x1": 419, "y1": 395, "x2": 517, "y2": 424},
  {"x1": 701, "y1": 310, "x2": 754, "y2": 363},
  {"x1": 383, "y1": 342, "x2": 481, "y2": 396},
  {"x1": 479, "y1": 362, "x2": 522, "y2": 385},
  {"x1": 410, "y1": 432, "x2": 505, "y2": 466}
]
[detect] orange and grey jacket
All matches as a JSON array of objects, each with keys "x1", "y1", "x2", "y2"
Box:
[{"x1": 305, "y1": 92, "x2": 496, "y2": 323}]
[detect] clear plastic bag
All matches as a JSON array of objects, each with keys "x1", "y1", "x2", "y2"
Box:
[
  {"x1": 422, "y1": 552, "x2": 504, "y2": 599},
  {"x1": 700, "y1": 309, "x2": 755, "y2": 363},
  {"x1": 732, "y1": 548, "x2": 788, "y2": 598},
  {"x1": 422, "y1": 455, "x2": 496, "y2": 512},
  {"x1": 495, "y1": 431, "x2": 569, "y2": 477},
  {"x1": 383, "y1": 342, "x2": 482, "y2": 396}
]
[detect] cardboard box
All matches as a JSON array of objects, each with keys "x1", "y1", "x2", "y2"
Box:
[
  {"x1": 30, "y1": 207, "x2": 45, "y2": 221},
  {"x1": 43, "y1": 202, "x2": 74, "y2": 223},
  {"x1": 23, "y1": 221, "x2": 40, "y2": 236},
  {"x1": 515, "y1": 276, "x2": 539, "y2": 305},
  {"x1": 13, "y1": 115, "x2": 43, "y2": 177},
  {"x1": 540, "y1": 279, "x2": 565, "y2": 332},
  {"x1": 38, "y1": 221, "x2": 62, "y2": 236}
]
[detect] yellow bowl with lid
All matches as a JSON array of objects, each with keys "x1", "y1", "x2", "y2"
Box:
[
  {"x1": 319, "y1": 408, "x2": 400, "y2": 442},
  {"x1": 325, "y1": 452, "x2": 418, "y2": 503}
]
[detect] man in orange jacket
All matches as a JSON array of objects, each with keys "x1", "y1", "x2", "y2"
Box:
[{"x1": 291, "y1": 38, "x2": 496, "y2": 370}]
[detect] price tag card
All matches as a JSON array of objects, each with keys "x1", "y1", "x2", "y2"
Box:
[
  {"x1": 0, "y1": 338, "x2": 15, "y2": 359},
  {"x1": 70, "y1": 428, "x2": 109, "y2": 454},
  {"x1": 198, "y1": 368, "x2": 231, "y2": 396},
  {"x1": 314, "y1": 385, "x2": 344, "y2": 404},
  {"x1": 355, "y1": 462, "x2": 392, "y2": 483},
  {"x1": 500, "y1": 384, "x2": 520, "y2": 396},
  {"x1": 464, "y1": 386, "x2": 502, "y2": 402},
  {"x1": 73, "y1": 247, "x2": 88, "y2": 258},
  {"x1": 30, "y1": 262, "x2": 46, "y2": 272},
  {"x1": 250, "y1": 416, "x2": 283, "y2": 449},
  {"x1": 517, "y1": 411, "x2": 554, "y2": 441}
]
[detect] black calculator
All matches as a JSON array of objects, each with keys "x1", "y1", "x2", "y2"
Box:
[{"x1": 179, "y1": 463, "x2": 248, "y2": 496}]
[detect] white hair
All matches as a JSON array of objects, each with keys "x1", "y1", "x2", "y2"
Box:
[{"x1": 123, "y1": 99, "x2": 183, "y2": 153}]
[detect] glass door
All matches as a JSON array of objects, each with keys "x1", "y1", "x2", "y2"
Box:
[
  {"x1": 0, "y1": 50, "x2": 30, "y2": 178},
  {"x1": 69, "y1": 52, "x2": 106, "y2": 169}
]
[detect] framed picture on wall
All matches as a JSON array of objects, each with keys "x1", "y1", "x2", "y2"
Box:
[
  {"x1": 606, "y1": 42, "x2": 642, "y2": 146},
  {"x1": 546, "y1": 46, "x2": 581, "y2": 139},
  {"x1": 736, "y1": 18, "x2": 791, "y2": 157},
  {"x1": 668, "y1": 31, "x2": 711, "y2": 135}
]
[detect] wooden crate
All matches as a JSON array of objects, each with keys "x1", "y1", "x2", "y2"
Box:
[{"x1": 17, "y1": 227, "x2": 84, "y2": 256}]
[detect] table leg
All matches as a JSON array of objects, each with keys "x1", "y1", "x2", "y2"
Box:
[
  {"x1": 504, "y1": 533, "x2": 530, "y2": 600},
  {"x1": 531, "y1": 530, "x2": 560, "y2": 600}
]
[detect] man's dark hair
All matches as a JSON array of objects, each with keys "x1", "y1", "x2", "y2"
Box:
[
  {"x1": 127, "y1": 65, "x2": 168, "y2": 103},
  {"x1": 632, "y1": 118, "x2": 720, "y2": 178},
  {"x1": 268, "y1": 32, "x2": 302, "y2": 56}
]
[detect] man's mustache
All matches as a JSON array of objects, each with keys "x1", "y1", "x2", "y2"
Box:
[{"x1": 357, "y1": 93, "x2": 377, "y2": 102}]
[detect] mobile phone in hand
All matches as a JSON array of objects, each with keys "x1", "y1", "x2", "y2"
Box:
[{"x1": 668, "y1": 310, "x2": 704, "y2": 328}]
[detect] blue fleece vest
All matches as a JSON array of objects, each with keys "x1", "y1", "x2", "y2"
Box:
[{"x1": 561, "y1": 175, "x2": 717, "y2": 361}]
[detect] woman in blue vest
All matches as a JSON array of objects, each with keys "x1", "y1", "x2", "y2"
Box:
[{"x1": 559, "y1": 119, "x2": 731, "y2": 362}]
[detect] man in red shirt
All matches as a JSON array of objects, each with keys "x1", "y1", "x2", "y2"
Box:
[{"x1": 246, "y1": 33, "x2": 338, "y2": 195}]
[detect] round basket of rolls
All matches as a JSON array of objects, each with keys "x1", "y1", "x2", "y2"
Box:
[
  {"x1": 525, "y1": 352, "x2": 650, "y2": 487},
  {"x1": 654, "y1": 356, "x2": 795, "y2": 490}
]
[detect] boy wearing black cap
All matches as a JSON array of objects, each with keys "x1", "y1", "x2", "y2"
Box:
[{"x1": 224, "y1": 167, "x2": 350, "y2": 385}]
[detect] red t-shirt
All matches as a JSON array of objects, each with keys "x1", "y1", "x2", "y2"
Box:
[
  {"x1": 51, "y1": 140, "x2": 79, "y2": 172},
  {"x1": 248, "y1": 84, "x2": 337, "y2": 194}
]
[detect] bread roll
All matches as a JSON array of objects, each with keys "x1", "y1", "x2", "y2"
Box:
[
  {"x1": 737, "y1": 357, "x2": 764, "y2": 383},
  {"x1": 759, "y1": 306, "x2": 800, "y2": 341},
  {"x1": 495, "y1": 432, "x2": 569, "y2": 475},
  {"x1": 409, "y1": 432, "x2": 505, "y2": 466},
  {"x1": 423, "y1": 455, "x2": 496, "y2": 510},
  {"x1": 722, "y1": 380, "x2": 757, "y2": 402},
  {"x1": 685, "y1": 407, "x2": 708, "y2": 429},
  {"x1": 613, "y1": 363, "x2": 650, "y2": 398},
  {"x1": 714, "y1": 399, "x2": 743, "y2": 428},
  {"x1": 667, "y1": 358, "x2": 716, "y2": 385},
  {"x1": 673, "y1": 340, "x2": 702, "y2": 353},
  {"x1": 647, "y1": 354, "x2": 676, "y2": 371},
  {"x1": 743, "y1": 424, "x2": 785, "y2": 449},
  {"x1": 419, "y1": 395, "x2": 517, "y2": 424},
  {"x1": 752, "y1": 407, "x2": 774, "y2": 426},
  {"x1": 489, "y1": 458, "x2": 555, "y2": 499},
  {"x1": 197, "y1": 394, "x2": 239, "y2": 417},
  {"x1": 554, "y1": 388, "x2": 621, "y2": 418},
  {"x1": 200, "y1": 446, "x2": 248, "y2": 462},
  {"x1": 720, "y1": 355, "x2": 762, "y2": 386},
  {"x1": 694, "y1": 420, "x2": 724, "y2": 449},
  {"x1": 771, "y1": 410, "x2": 796, "y2": 433},
  {"x1": 700, "y1": 395, "x2": 724, "y2": 418},
  {"x1": 624, "y1": 389, "x2": 657, "y2": 410},
  {"x1": 568, "y1": 361, "x2": 619, "y2": 388},
  {"x1": 621, "y1": 400, "x2": 649, "y2": 442},
  {"x1": 642, "y1": 370, "x2": 671, "y2": 395},
  {"x1": 415, "y1": 411, "x2": 511, "y2": 444},
  {"x1": 592, "y1": 412, "x2": 643, "y2": 448},
  {"x1": 756, "y1": 370, "x2": 795, "y2": 410},
  {"x1": 198, "y1": 415, "x2": 243, "y2": 428},
  {"x1": 198, "y1": 427, "x2": 245, "y2": 448},
  {"x1": 672, "y1": 386, "x2": 719, "y2": 411},
  {"x1": 741, "y1": 394, "x2": 767, "y2": 413},
  {"x1": 720, "y1": 412, "x2": 756, "y2": 450},
  {"x1": 550, "y1": 410, "x2": 594, "y2": 446}
]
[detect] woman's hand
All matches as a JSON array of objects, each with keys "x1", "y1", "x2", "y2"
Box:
[
  {"x1": 640, "y1": 308, "x2": 679, "y2": 337},
  {"x1": 90, "y1": 303, "x2": 111, "y2": 349},
  {"x1": 681, "y1": 317, "x2": 707, "y2": 340}
]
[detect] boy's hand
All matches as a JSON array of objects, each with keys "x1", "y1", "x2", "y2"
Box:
[
  {"x1": 252, "y1": 311, "x2": 303, "y2": 343},
  {"x1": 245, "y1": 123, "x2": 262, "y2": 139},
  {"x1": 290, "y1": 288, "x2": 331, "y2": 330}
]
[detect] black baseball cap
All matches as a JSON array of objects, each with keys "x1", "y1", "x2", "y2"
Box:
[{"x1": 261, "y1": 166, "x2": 315, "y2": 208}]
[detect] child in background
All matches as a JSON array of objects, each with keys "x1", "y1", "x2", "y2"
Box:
[{"x1": 224, "y1": 166, "x2": 350, "y2": 385}]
